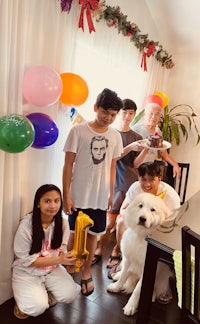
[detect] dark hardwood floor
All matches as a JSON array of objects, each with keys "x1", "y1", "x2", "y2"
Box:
[{"x1": 0, "y1": 232, "x2": 181, "y2": 324}]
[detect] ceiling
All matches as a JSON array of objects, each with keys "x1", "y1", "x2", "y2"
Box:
[{"x1": 146, "y1": 0, "x2": 200, "y2": 54}]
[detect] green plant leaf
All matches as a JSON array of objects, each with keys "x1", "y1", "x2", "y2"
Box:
[
  {"x1": 161, "y1": 104, "x2": 199, "y2": 146},
  {"x1": 174, "y1": 124, "x2": 180, "y2": 145},
  {"x1": 131, "y1": 109, "x2": 144, "y2": 126},
  {"x1": 180, "y1": 123, "x2": 188, "y2": 140}
]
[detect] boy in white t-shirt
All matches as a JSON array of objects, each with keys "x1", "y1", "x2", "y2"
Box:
[{"x1": 62, "y1": 88, "x2": 123, "y2": 296}]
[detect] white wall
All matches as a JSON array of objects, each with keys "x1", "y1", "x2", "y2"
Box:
[
  {"x1": 72, "y1": 0, "x2": 200, "y2": 199},
  {"x1": 168, "y1": 50, "x2": 200, "y2": 199}
]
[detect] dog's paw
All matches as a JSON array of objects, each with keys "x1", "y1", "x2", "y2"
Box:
[
  {"x1": 122, "y1": 284, "x2": 133, "y2": 294},
  {"x1": 123, "y1": 303, "x2": 137, "y2": 316},
  {"x1": 122, "y1": 276, "x2": 137, "y2": 294},
  {"x1": 112, "y1": 270, "x2": 121, "y2": 281},
  {"x1": 107, "y1": 282, "x2": 121, "y2": 293}
]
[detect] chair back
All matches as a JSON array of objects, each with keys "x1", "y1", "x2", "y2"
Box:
[
  {"x1": 162, "y1": 162, "x2": 190, "y2": 205},
  {"x1": 181, "y1": 226, "x2": 200, "y2": 323},
  {"x1": 175, "y1": 163, "x2": 190, "y2": 205}
]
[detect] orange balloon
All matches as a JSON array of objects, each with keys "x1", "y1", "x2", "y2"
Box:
[
  {"x1": 59, "y1": 73, "x2": 89, "y2": 106},
  {"x1": 154, "y1": 91, "x2": 169, "y2": 108}
]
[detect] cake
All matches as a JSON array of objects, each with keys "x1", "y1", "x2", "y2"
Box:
[{"x1": 148, "y1": 134, "x2": 163, "y2": 148}]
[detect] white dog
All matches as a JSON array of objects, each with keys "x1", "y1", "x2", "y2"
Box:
[{"x1": 107, "y1": 192, "x2": 173, "y2": 316}]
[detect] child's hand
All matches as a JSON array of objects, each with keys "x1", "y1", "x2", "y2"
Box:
[
  {"x1": 59, "y1": 251, "x2": 77, "y2": 266},
  {"x1": 63, "y1": 197, "x2": 77, "y2": 215},
  {"x1": 65, "y1": 256, "x2": 84, "y2": 274},
  {"x1": 130, "y1": 141, "x2": 143, "y2": 151}
]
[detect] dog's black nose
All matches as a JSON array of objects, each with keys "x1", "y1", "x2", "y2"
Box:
[{"x1": 139, "y1": 216, "x2": 146, "y2": 224}]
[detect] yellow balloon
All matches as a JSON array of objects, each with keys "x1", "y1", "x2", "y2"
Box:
[{"x1": 154, "y1": 91, "x2": 169, "y2": 108}]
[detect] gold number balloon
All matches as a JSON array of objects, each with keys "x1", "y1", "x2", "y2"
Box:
[{"x1": 69, "y1": 211, "x2": 94, "y2": 272}]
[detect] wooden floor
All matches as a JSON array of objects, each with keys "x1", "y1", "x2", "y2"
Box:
[{"x1": 0, "y1": 232, "x2": 182, "y2": 324}]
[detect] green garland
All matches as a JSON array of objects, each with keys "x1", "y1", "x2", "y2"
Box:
[
  {"x1": 92, "y1": 1, "x2": 174, "y2": 69},
  {"x1": 59, "y1": 0, "x2": 175, "y2": 70}
]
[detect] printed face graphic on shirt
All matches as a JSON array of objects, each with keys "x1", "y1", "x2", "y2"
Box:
[{"x1": 90, "y1": 136, "x2": 108, "y2": 164}]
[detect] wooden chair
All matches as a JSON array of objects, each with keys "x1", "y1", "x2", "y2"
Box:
[
  {"x1": 175, "y1": 163, "x2": 190, "y2": 205},
  {"x1": 162, "y1": 162, "x2": 190, "y2": 205},
  {"x1": 181, "y1": 226, "x2": 200, "y2": 323}
]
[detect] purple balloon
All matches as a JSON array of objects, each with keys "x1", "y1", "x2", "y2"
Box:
[{"x1": 26, "y1": 113, "x2": 59, "y2": 149}]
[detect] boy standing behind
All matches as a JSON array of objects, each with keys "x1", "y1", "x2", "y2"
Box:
[
  {"x1": 93, "y1": 99, "x2": 147, "y2": 268},
  {"x1": 62, "y1": 88, "x2": 123, "y2": 296}
]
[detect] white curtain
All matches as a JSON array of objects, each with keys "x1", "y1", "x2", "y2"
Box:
[
  {"x1": 0, "y1": 0, "x2": 170, "y2": 304},
  {"x1": 0, "y1": 0, "x2": 79, "y2": 304}
]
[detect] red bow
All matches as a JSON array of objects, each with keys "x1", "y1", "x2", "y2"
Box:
[
  {"x1": 141, "y1": 43, "x2": 156, "y2": 71},
  {"x1": 78, "y1": 0, "x2": 99, "y2": 33}
]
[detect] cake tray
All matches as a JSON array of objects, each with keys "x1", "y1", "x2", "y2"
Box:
[{"x1": 138, "y1": 139, "x2": 171, "y2": 151}]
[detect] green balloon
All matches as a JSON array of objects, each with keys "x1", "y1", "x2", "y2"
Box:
[{"x1": 0, "y1": 114, "x2": 35, "y2": 153}]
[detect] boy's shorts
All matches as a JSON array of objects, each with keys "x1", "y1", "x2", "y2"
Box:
[{"x1": 68, "y1": 208, "x2": 107, "y2": 235}]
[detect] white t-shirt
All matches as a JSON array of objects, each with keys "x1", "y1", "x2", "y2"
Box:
[
  {"x1": 63, "y1": 122, "x2": 123, "y2": 210},
  {"x1": 125, "y1": 181, "x2": 180, "y2": 212},
  {"x1": 12, "y1": 213, "x2": 70, "y2": 276}
]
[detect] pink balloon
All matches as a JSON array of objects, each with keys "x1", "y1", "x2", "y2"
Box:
[{"x1": 22, "y1": 66, "x2": 63, "y2": 107}]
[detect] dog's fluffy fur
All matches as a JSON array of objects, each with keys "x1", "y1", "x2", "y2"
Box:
[{"x1": 107, "y1": 192, "x2": 173, "y2": 316}]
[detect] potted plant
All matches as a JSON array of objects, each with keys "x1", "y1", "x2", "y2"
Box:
[
  {"x1": 131, "y1": 103, "x2": 200, "y2": 146},
  {"x1": 160, "y1": 104, "x2": 200, "y2": 145}
]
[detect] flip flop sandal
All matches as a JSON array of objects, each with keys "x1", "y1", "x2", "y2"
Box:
[
  {"x1": 106, "y1": 255, "x2": 121, "y2": 268},
  {"x1": 81, "y1": 277, "x2": 94, "y2": 296},
  {"x1": 91, "y1": 254, "x2": 102, "y2": 265},
  {"x1": 13, "y1": 304, "x2": 29, "y2": 319},
  {"x1": 107, "y1": 263, "x2": 121, "y2": 280}
]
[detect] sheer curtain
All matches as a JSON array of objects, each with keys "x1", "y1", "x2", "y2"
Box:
[
  {"x1": 0, "y1": 0, "x2": 79, "y2": 304},
  {"x1": 0, "y1": 0, "x2": 170, "y2": 304}
]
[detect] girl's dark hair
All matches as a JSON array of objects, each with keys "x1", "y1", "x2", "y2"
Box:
[
  {"x1": 29, "y1": 184, "x2": 63, "y2": 255},
  {"x1": 138, "y1": 162, "x2": 162, "y2": 178},
  {"x1": 95, "y1": 88, "x2": 123, "y2": 111}
]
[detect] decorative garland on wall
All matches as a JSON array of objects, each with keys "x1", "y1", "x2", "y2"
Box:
[{"x1": 59, "y1": 0, "x2": 175, "y2": 71}]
